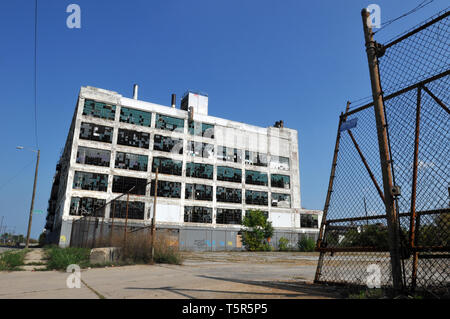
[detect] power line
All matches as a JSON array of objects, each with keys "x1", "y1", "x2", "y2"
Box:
[
  {"x1": 34, "y1": 0, "x2": 39, "y2": 149},
  {"x1": 0, "y1": 159, "x2": 35, "y2": 192},
  {"x1": 374, "y1": 0, "x2": 435, "y2": 34}
]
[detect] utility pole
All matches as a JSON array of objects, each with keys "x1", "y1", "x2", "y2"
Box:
[
  {"x1": 361, "y1": 9, "x2": 403, "y2": 291},
  {"x1": 151, "y1": 168, "x2": 159, "y2": 262},
  {"x1": 17, "y1": 147, "x2": 40, "y2": 249}
]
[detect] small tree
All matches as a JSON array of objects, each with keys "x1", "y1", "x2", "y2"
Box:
[{"x1": 242, "y1": 210, "x2": 273, "y2": 251}]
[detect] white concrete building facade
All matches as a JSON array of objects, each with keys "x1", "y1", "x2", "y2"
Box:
[{"x1": 45, "y1": 86, "x2": 321, "y2": 249}]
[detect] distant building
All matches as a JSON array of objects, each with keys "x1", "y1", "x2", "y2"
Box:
[{"x1": 45, "y1": 86, "x2": 322, "y2": 249}]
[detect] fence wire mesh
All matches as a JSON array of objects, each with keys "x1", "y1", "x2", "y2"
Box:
[{"x1": 316, "y1": 10, "x2": 449, "y2": 292}]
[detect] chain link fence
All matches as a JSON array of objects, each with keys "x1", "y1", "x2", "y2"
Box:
[{"x1": 315, "y1": 10, "x2": 449, "y2": 292}]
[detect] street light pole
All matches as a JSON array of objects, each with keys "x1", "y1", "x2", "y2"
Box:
[{"x1": 25, "y1": 149, "x2": 40, "y2": 249}]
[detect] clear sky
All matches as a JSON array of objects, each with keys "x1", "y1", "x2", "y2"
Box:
[{"x1": 0, "y1": 0, "x2": 447, "y2": 239}]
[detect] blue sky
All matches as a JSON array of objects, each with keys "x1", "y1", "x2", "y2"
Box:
[{"x1": 0, "y1": 0, "x2": 447, "y2": 238}]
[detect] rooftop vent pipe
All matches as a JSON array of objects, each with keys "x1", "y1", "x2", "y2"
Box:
[
  {"x1": 133, "y1": 84, "x2": 138, "y2": 100},
  {"x1": 171, "y1": 94, "x2": 176, "y2": 108}
]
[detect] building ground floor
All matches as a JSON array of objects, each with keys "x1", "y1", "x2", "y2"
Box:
[{"x1": 46, "y1": 217, "x2": 319, "y2": 251}]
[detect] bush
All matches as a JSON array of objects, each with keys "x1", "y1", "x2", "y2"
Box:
[
  {"x1": 45, "y1": 246, "x2": 91, "y2": 270},
  {"x1": 0, "y1": 249, "x2": 27, "y2": 271},
  {"x1": 297, "y1": 237, "x2": 316, "y2": 252},
  {"x1": 278, "y1": 237, "x2": 290, "y2": 251},
  {"x1": 242, "y1": 210, "x2": 274, "y2": 251}
]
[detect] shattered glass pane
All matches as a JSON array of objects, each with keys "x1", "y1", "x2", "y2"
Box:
[
  {"x1": 217, "y1": 166, "x2": 241, "y2": 183},
  {"x1": 150, "y1": 180, "x2": 181, "y2": 198},
  {"x1": 245, "y1": 190, "x2": 268, "y2": 206},
  {"x1": 216, "y1": 186, "x2": 242, "y2": 203},
  {"x1": 271, "y1": 174, "x2": 290, "y2": 189},
  {"x1": 115, "y1": 152, "x2": 148, "y2": 171},
  {"x1": 300, "y1": 214, "x2": 319, "y2": 228},
  {"x1": 245, "y1": 170, "x2": 268, "y2": 186},
  {"x1": 271, "y1": 193, "x2": 291, "y2": 208},
  {"x1": 216, "y1": 209, "x2": 242, "y2": 225},
  {"x1": 112, "y1": 175, "x2": 147, "y2": 195},
  {"x1": 187, "y1": 141, "x2": 214, "y2": 159},
  {"x1": 270, "y1": 155, "x2": 290, "y2": 171},
  {"x1": 185, "y1": 162, "x2": 213, "y2": 180},
  {"x1": 185, "y1": 184, "x2": 213, "y2": 201},
  {"x1": 79, "y1": 122, "x2": 113, "y2": 143},
  {"x1": 153, "y1": 134, "x2": 183, "y2": 154},
  {"x1": 117, "y1": 129, "x2": 150, "y2": 149},
  {"x1": 83, "y1": 99, "x2": 116, "y2": 120},
  {"x1": 184, "y1": 206, "x2": 212, "y2": 223},
  {"x1": 152, "y1": 157, "x2": 182, "y2": 176},
  {"x1": 120, "y1": 107, "x2": 151, "y2": 127},
  {"x1": 155, "y1": 114, "x2": 184, "y2": 132},
  {"x1": 70, "y1": 197, "x2": 106, "y2": 216},
  {"x1": 245, "y1": 151, "x2": 267, "y2": 167},
  {"x1": 188, "y1": 121, "x2": 214, "y2": 138},
  {"x1": 76, "y1": 146, "x2": 111, "y2": 167},
  {"x1": 111, "y1": 200, "x2": 145, "y2": 220},
  {"x1": 73, "y1": 171, "x2": 108, "y2": 192}
]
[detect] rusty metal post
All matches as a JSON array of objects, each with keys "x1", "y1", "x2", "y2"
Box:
[
  {"x1": 362, "y1": 8, "x2": 403, "y2": 291},
  {"x1": 124, "y1": 193, "x2": 129, "y2": 247},
  {"x1": 410, "y1": 86, "x2": 422, "y2": 290},
  {"x1": 151, "y1": 168, "x2": 159, "y2": 262},
  {"x1": 110, "y1": 200, "x2": 116, "y2": 246},
  {"x1": 314, "y1": 102, "x2": 350, "y2": 283}
]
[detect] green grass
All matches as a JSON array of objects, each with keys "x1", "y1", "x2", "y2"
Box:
[
  {"x1": 0, "y1": 249, "x2": 28, "y2": 271},
  {"x1": 45, "y1": 246, "x2": 91, "y2": 270}
]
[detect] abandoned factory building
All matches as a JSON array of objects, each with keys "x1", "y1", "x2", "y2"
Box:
[{"x1": 45, "y1": 85, "x2": 322, "y2": 249}]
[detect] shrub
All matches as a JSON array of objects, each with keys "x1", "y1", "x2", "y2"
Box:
[
  {"x1": 242, "y1": 210, "x2": 274, "y2": 251},
  {"x1": 45, "y1": 246, "x2": 91, "y2": 270},
  {"x1": 0, "y1": 249, "x2": 27, "y2": 271},
  {"x1": 278, "y1": 237, "x2": 290, "y2": 251},
  {"x1": 297, "y1": 237, "x2": 316, "y2": 252}
]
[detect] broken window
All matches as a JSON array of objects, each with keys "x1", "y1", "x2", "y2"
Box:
[
  {"x1": 79, "y1": 122, "x2": 113, "y2": 143},
  {"x1": 216, "y1": 187, "x2": 242, "y2": 204},
  {"x1": 245, "y1": 151, "x2": 267, "y2": 167},
  {"x1": 110, "y1": 200, "x2": 145, "y2": 220},
  {"x1": 150, "y1": 180, "x2": 181, "y2": 198},
  {"x1": 187, "y1": 141, "x2": 214, "y2": 159},
  {"x1": 188, "y1": 121, "x2": 214, "y2": 138},
  {"x1": 153, "y1": 134, "x2": 183, "y2": 154},
  {"x1": 73, "y1": 171, "x2": 108, "y2": 192},
  {"x1": 245, "y1": 190, "x2": 268, "y2": 206},
  {"x1": 70, "y1": 197, "x2": 106, "y2": 216},
  {"x1": 245, "y1": 170, "x2": 268, "y2": 186},
  {"x1": 115, "y1": 152, "x2": 148, "y2": 171},
  {"x1": 152, "y1": 157, "x2": 182, "y2": 176},
  {"x1": 301, "y1": 214, "x2": 319, "y2": 228},
  {"x1": 185, "y1": 184, "x2": 213, "y2": 201},
  {"x1": 155, "y1": 114, "x2": 184, "y2": 132},
  {"x1": 120, "y1": 107, "x2": 151, "y2": 127},
  {"x1": 271, "y1": 193, "x2": 291, "y2": 208},
  {"x1": 117, "y1": 129, "x2": 150, "y2": 149},
  {"x1": 76, "y1": 146, "x2": 111, "y2": 167},
  {"x1": 270, "y1": 155, "x2": 290, "y2": 171},
  {"x1": 216, "y1": 208, "x2": 242, "y2": 225},
  {"x1": 271, "y1": 174, "x2": 290, "y2": 189},
  {"x1": 246, "y1": 210, "x2": 268, "y2": 219},
  {"x1": 216, "y1": 146, "x2": 242, "y2": 163},
  {"x1": 217, "y1": 166, "x2": 242, "y2": 183},
  {"x1": 112, "y1": 175, "x2": 147, "y2": 195},
  {"x1": 184, "y1": 206, "x2": 212, "y2": 223},
  {"x1": 185, "y1": 162, "x2": 213, "y2": 180},
  {"x1": 83, "y1": 99, "x2": 116, "y2": 120}
]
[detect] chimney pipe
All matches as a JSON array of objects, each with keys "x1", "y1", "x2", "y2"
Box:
[
  {"x1": 133, "y1": 84, "x2": 138, "y2": 100},
  {"x1": 171, "y1": 94, "x2": 176, "y2": 108}
]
